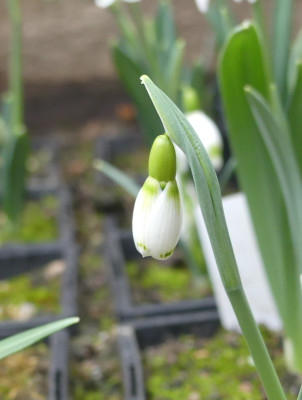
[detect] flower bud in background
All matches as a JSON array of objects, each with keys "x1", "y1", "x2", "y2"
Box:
[
  {"x1": 94, "y1": 0, "x2": 141, "y2": 9},
  {"x1": 194, "y1": 0, "x2": 211, "y2": 13},
  {"x1": 175, "y1": 87, "x2": 223, "y2": 172},
  {"x1": 132, "y1": 134, "x2": 182, "y2": 260}
]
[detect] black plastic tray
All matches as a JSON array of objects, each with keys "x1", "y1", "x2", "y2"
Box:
[
  {"x1": 94, "y1": 131, "x2": 145, "y2": 187},
  {"x1": 117, "y1": 310, "x2": 220, "y2": 400},
  {"x1": 0, "y1": 185, "x2": 78, "y2": 337},
  {"x1": 104, "y1": 217, "x2": 217, "y2": 322}
]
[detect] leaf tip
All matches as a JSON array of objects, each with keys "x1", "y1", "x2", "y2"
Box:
[{"x1": 140, "y1": 75, "x2": 150, "y2": 86}]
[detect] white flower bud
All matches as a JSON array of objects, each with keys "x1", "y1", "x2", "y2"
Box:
[
  {"x1": 175, "y1": 111, "x2": 223, "y2": 172},
  {"x1": 132, "y1": 178, "x2": 182, "y2": 260},
  {"x1": 94, "y1": 0, "x2": 141, "y2": 9},
  {"x1": 194, "y1": 0, "x2": 211, "y2": 13}
]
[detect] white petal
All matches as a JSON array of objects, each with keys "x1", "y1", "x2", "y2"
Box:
[
  {"x1": 94, "y1": 0, "x2": 116, "y2": 8},
  {"x1": 195, "y1": 0, "x2": 211, "y2": 13},
  {"x1": 132, "y1": 177, "x2": 161, "y2": 257},
  {"x1": 174, "y1": 143, "x2": 189, "y2": 174},
  {"x1": 186, "y1": 110, "x2": 223, "y2": 170},
  {"x1": 146, "y1": 181, "x2": 183, "y2": 260}
]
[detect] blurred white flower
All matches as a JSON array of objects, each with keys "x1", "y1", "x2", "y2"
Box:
[
  {"x1": 132, "y1": 177, "x2": 182, "y2": 260},
  {"x1": 94, "y1": 0, "x2": 140, "y2": 8},
  {"x1": 194, "y1": 0, "x2": 211, "y2": 13},
  {"x1": 233, "y1": 0, "x2": 256, "y2": 3},
  {"x1": 175, "y1": 111, "x2": 223, "y2": 172}
]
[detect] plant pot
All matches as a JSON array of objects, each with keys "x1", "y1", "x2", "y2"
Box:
[
  {"x1": 195, "y1": 192, "x2": 281, "y2": 332},
  {"x1": 117, "y1": 310, "x2": 220, "y2": 400},
  {"x1": 104, "y1": 217, "x2": 216, "y2": 322}
]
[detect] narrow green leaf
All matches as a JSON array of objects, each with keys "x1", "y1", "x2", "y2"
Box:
[
  {"x1": 218, "y1": 21, "x2": 288, "y2": 322},
  {"x1": 288, "y1": 62, "x2": 302, "y2": 176},
  {"x1": 155, "y1": 1, "x2": 176, "y2": 50},
  {"x1": 165, "y1": 39, "x2": 185, "y2": 103},
  {"x1": 1, "y1": 127, "x2": 29, "y2": 222},
  {"x1": 272, "y1": 0, "x2": 293, "y2": 101},
  {"x1": 298, "y1": 385, "x2": 302, "y2": 400},
  {"x1": 0, "y1": 317, "x2": 79, "y2": 360},
  {"x1": 245, "y1": 86, "x2": 302, "y2": 271},
  {"x1": 94, "y1": 159, "x2": 139, "y2": 198},
  {"x1": 206, "y1": 0, "x2": 234, "y2": 49},
  {"x1": 287, "y1": 29, "x2": 302, "y2": 95},
  {"x1": 111, "y1": 43, "x2": 162, "y2": 146}
]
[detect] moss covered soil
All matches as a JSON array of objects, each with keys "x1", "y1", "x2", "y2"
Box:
[
  {"x1": 0, "y1": 195, "x2": 58, "y2": 245},
  {"x1": 143, "y1": 328, "x2": 301, "y2": 400}
]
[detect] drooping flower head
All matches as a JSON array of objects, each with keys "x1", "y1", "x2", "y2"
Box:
[
  {"x1": 94, "y1": 0, "x2": 141, "y2": 9},
  {"x1": 195, "y1": 0, "x2": 256, "y2": 13},
  {"x1": 132, "y1": 134, "x2": 183, "y2": 260}
]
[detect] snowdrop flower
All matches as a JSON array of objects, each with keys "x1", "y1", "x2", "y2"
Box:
[
  {"x1": 175, "y1": 111, "x2": 223, "y2": 172},
  {"x1": 132, "y1": 134, "x2": 182, "y2": 260},
  {"x1": 194, "y1": 0, "x2": 210, "y2": 13},
  {"x1": 95, "y1": 0, "x2": 140, "y2": 9},
  {"x1": 233, "y1": 0, "x2": 256, "y2": 3},
  {"x1": 195, "y1": 0, "x2": 255, "y2": 13}
]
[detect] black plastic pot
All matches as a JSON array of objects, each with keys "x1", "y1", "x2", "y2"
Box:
[
  {"x1": 117, "y1": 310, "x2": 220, "y2": 400},
  {"x1": 104, "y1": 217, "x2": 217, "y2": 322}
]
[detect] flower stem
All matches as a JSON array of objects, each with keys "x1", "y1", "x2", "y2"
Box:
[{"x1": 228, "y1": 288, "x2": 286, "y2": 400}]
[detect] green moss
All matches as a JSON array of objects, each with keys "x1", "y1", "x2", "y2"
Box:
[
  {"x1": 0, "y1": 266, "x2": 60, "y2": 321},
  {"x1": 0, "y1": 343, "x2": 48, "y2": 399},
  {"x1": 144, "y1": 328, "x2": 300, "y2": 400},
  {"x1": 0, "y1": 196, "x2": 58, "y2": 244},
  {"x1": 126, "y1": 258, "x2": 211, "y2": 304}
]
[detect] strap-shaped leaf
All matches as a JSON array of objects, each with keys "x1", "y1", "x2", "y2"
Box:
[
  {"x1": 0, "y1": 317, "x2": 79, "y2": 360},
  {"x1": 1, "y1": 126, "x2": 29, "y2": 222},
  {"x1": 219, "y1": 21, "x2": 288, "y2": 322},
  {"x1": 288, "y1": 62, "x2": 302, "y2": 176},
  {"x1": 111, "y1": 43, "x2": 162, "y2": 146},
  {"x1": 272, "y1": 0, "x2": 293, "y2": 101},
  {"x1": 94, "y1": 159, "x2": 139, "y2": 198},
  {"x1": 287, "y1": 29, "x2": 302, "y2": 95},
  {"x1": 246, "y1": 86, "x2": 302, "y2": 372}
]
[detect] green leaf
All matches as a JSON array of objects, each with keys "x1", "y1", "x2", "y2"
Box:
[
  {"x1": 272, "y1": 0, "x2": 293, "y2": 101},
  {"x1": 245, "y1": 86, "x2": 302, "y2": 371},
  {"x1": 1, "y1": 126, "x2": 29, "y2": 223},
  {"x1": 206, "y1": 0, "x2": 234, "y2": 49},
  {"x1": 218, "y1": 21, "x2": 289, "y2": 321},
  {"x1": 93, "y1": 159, "x2": 139, "y2": 198},
  {"x1": 155, "y1": 1, "x2": 176, "y2": 51},
  {"x1": 0, "y1": 317, "x2": 79, "y2": 360},
  {"x1": 288, "y1": 62, "x2": 302, "y2": 176},
  {"x1": 288, "y1": 29, "x2": 302, "y2": 95},
  {"x1": 111, "y1": 43, "x2": 163, "y2": 146}
]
